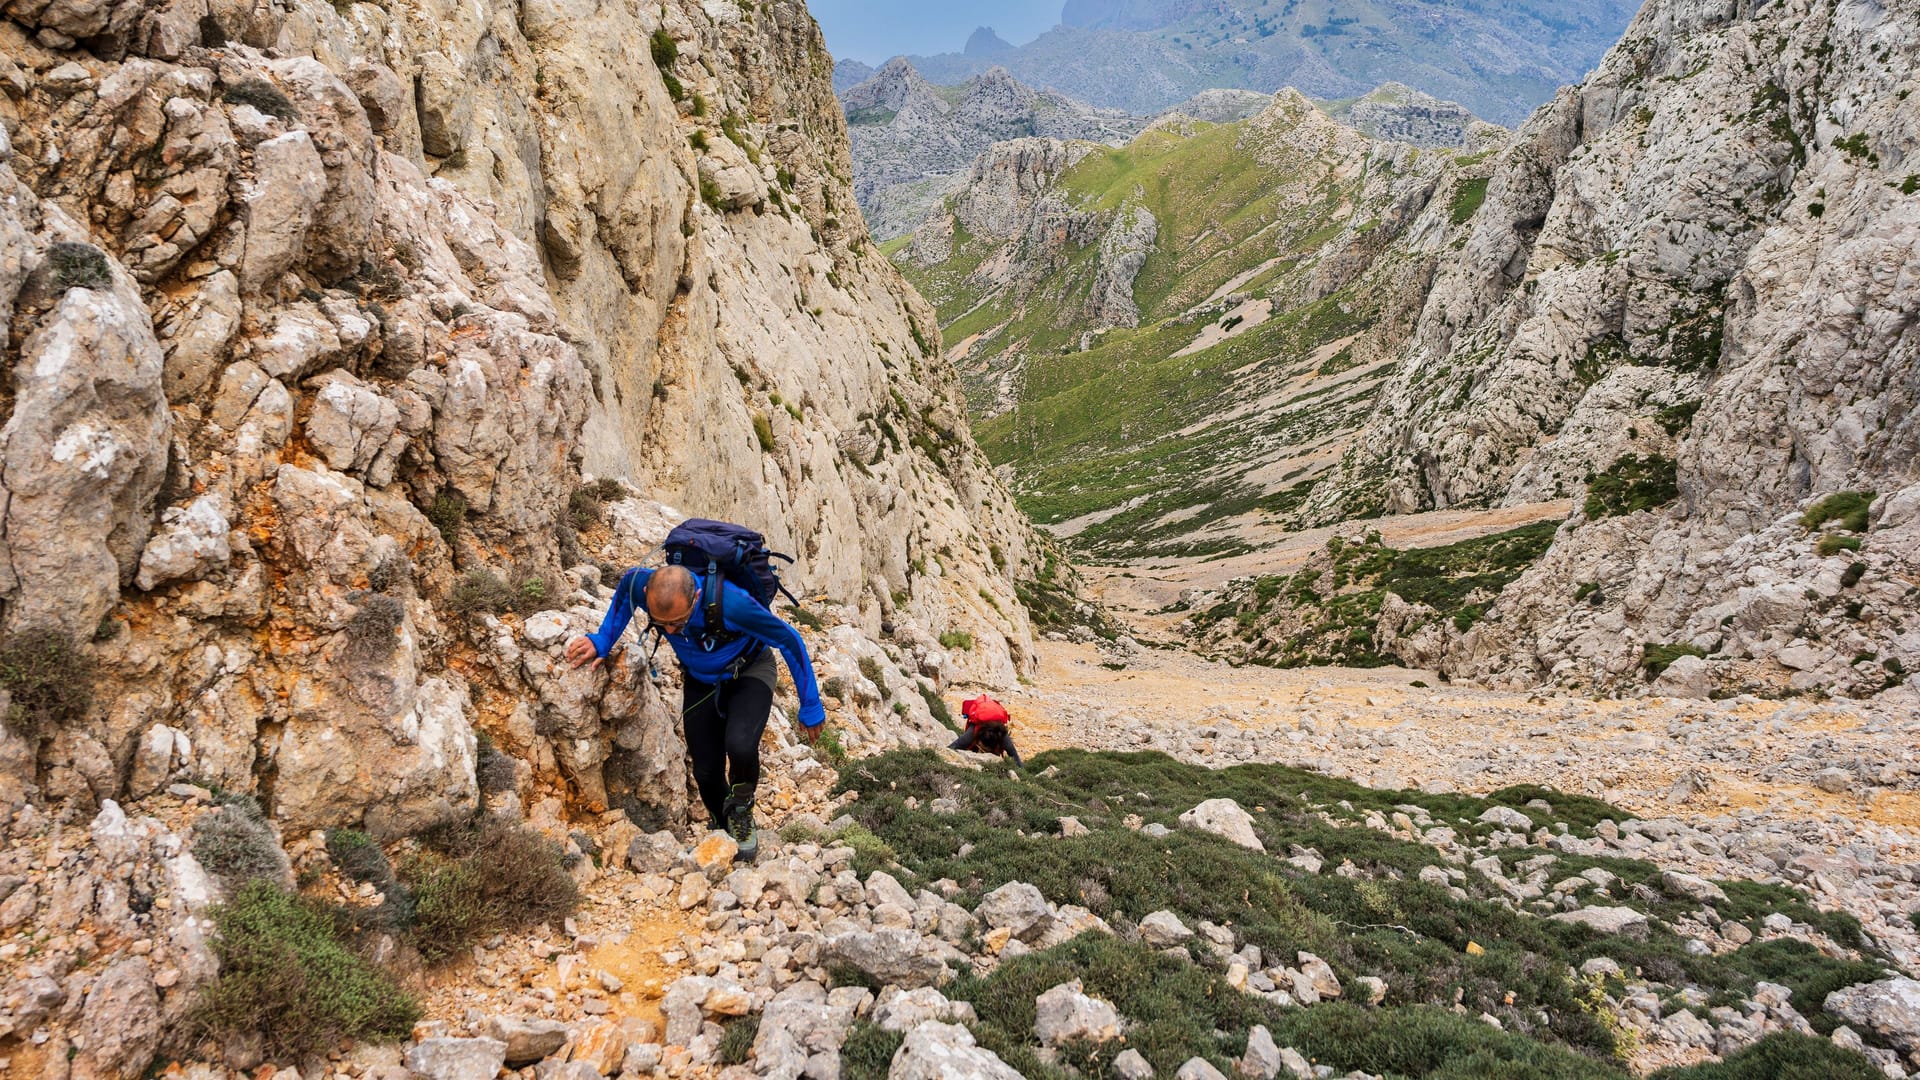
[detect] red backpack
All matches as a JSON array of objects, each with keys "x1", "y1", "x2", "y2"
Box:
[{"x1": 961, "y1": 695, "x2": 1010, "y2": 729}]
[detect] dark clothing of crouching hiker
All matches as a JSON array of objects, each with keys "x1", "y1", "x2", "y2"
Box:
[{"x1": 566, "y1": 564, "x2": 824, "y2": 862}]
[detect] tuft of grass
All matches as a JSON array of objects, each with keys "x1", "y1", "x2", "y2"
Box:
[
  {"x1": 1584, "y1": 455, "x2": 1679, "y2": 519},
  {"x1": 753, "y1": 412, "x2": 776, "y2": 453},
  {"x1": 474, "y1": 731, "x2": 518, "y2": 796},
  {"x1": 1816, "y1": 534, "x2": 1862, "y2": 556},
  {"x1": 47, "y1": 241, "x2": 113, "y2": 291},
  {"x1": 938, "y1": 630, "x2": 974, "y2": 651},
  {"x1": 568, "y1": 487, "x2": 606, "y2": 530},
  {"x1": 1642, "y1": 642, "x2": 1707, "y2": 679},
  {"x1": 221, "y1": 79, "x2": 299, "y2": 121},
  {"x1": 191, "y1": 796, "x2": 286, "y2": 893},
  {"x1": 839, "y1": 1022, "x2": 905, "y2": 1080},
  {"x1": 192, "y1": 880, "x2": 419, "y2": 1062},
  {"x1": 1801, "y1": 491, "x2": 1874, "y2": 534},
  {"x1": 0, "y1": 628, "x2": 91, "y2": 741},
  {"x1": 857, "y1": 655, "x2": 889, "y2": 695},
  {"x1": 718, "y1": 1014, "x2": 760, "y2": 1065}
]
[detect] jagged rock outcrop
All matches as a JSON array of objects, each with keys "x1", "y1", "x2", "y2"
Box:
[
  {"x1": 842, "y1": 60, "x2": 1147, "y2": 239},
  {"x1": 1334, "y1": 82, "x2": 1507, "y2": 151},
  {"x1": 1300, "y1": 0, "x2": 1920, "y2": 695},
  {"x1": 0, "y1": 0, "x2": 1042, "y2": 851}
]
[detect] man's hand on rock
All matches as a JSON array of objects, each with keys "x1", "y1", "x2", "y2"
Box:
[
  {"x1": 800, "y1": 722, "x2": 824, "y2": 745},
  {"x1": 565, "y1": 635, "x2": 604, "y2": 670}
]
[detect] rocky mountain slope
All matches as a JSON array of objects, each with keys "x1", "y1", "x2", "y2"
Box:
[
  {"x1": 0, "y1": 0, "x2": 1067, "y2": 1071},
  {"x1": 895, "y1": 0, "x2": 1641, "y2": 126},
  {"x1": 891, "y1": 90, "x2": 1503, "y2": 563},
  {"x1": 1244, "y1": 0, "x2": 1920, "y2": 698},
  {"x1": 841, "y1": 61, "x2": 1149, "y2": 240}
]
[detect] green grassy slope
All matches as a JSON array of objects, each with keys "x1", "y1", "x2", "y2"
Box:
[{"x1": 898, "y1": 101, "x2": 1489, "y2": 563}]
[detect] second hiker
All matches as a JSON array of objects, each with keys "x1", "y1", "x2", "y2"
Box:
[
  {"x1": 950, "y1": 693, "x2": 1024, "y2": 768},
  {"x1": 565, "y1": 521, "x2": 825, "y2": 862}
]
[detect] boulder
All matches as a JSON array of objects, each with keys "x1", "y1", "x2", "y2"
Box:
[
  {"x1": 1139, "y1": 909, "x2": 1194, "y2": 947},
  {"x1": 1550, "y1": 906, "x2": 1650, "y2": 937},
  {"x1": 1032, "y1": 980, "x2": 1122, "y2": 1046},
  {"x1": 403, "y1": 1038, "x2": 507, "y2": 1080},
  {"x1": 1825, "y1": 978, "x2": 1920, "y2": 1054},
  {"x1": 1178, "y1": 799, "x2": 1264, "y2": 851},
  {"x1": 480, "y1": 1017, "x2": 569, "y2": 1067},
  {"x1": 887, "y1": 1021, "x2": 1022, "y2": 1080},
  {"x1": 821, "y1": 929, "x2": 949, "y2": 988},
  {"x1": 975, "y1": 881, "x2": 1052, "y2": 942}
]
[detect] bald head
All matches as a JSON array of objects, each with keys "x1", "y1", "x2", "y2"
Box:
[{"x1": 647, "y1": 564, "x2": 699, "y2": 624}]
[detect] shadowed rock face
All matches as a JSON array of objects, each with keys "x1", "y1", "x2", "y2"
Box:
[{"x1": 0, "y1": 0, "x2": 1040, "y2": 839}]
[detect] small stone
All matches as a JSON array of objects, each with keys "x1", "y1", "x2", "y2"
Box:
[
  {"x1": 1113, "y1": 1048, "x2": 1154, "y2": 1080},
  {"x1": 1176, "y1": 1057, "x2": 1229, "y2": 1080},
  {"x1": 1811, "y1": 768, "x2": 1853, "y2": 794},
  {"x1": 1478, "y1": 806, "x2": 1533, "y2": 829},
  {"x1": 1178, "y1": 798, "x2": 1265, "y2": 851},
  {"x1": 1550, "y1": 907, "x2": 1650, "y2": 938},
  {"x1": 402, "y1": 1038, "x2": 507, "y2": 1080},
  {"x1": 1138, "y1": 910, "x2": 1194, "y2": 947},
  {"x1": 1033, "y1": 980, "x2": 1123, "y2": 1046}
]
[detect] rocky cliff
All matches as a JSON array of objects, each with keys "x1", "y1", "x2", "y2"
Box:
[
  {"x1": 0, "y1": 0, "x2": 1056, "y2": 1065},
  {"x1": 1214, "y1": 0, "x2": 1920, "y2": 698},
  {"x1": 841, "y1": 60, "x2": 1148, "y2": 240}
]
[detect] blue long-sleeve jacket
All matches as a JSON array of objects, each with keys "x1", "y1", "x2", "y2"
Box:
[{"x1": 585, "y1": 567, "x2": 825, "y2": 728}]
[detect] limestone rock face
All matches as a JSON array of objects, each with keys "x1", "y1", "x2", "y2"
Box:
[
  {"x1": 0, "y1": 0, "x2": 1037, "y2": 830},
  {"x1": 1297, "y1": 0, "x2": 1920, "y2": 694}
]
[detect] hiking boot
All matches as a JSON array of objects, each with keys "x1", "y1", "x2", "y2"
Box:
[{"x1": 725, "y1": 785, "x2": 759, "y2": 863}]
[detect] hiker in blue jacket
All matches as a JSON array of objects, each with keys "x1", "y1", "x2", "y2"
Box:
[{"x1": 566, "y1": 563, "x2": 825, "y2": 862}]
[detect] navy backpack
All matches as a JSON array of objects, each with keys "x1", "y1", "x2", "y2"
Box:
[{"x1": 659, "y1": 519, "x2": 798, "y2": 647}]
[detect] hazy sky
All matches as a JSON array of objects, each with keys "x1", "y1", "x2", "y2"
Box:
[{"x1": 809, "y1": 0, "x2": 1059, "y2": 64}]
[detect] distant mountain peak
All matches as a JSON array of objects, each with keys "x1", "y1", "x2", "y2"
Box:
[{"x1": 964, "y1": 26, "x2": 1014, "y2": 57}]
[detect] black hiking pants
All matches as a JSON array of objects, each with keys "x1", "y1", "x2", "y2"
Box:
[{"x1": 682, "y1": 666, "x2": 773, "y2": 826}]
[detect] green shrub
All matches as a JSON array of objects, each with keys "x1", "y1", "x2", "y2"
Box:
[
  {"x1": 1651, "y1": 1032, "x2": 1882, "y2": 1079},
  {"x1": 326, "y1": 828, "x2": 393, "y2": 887},
  {"x1": 585, "y1": 477, "x2": 625, "y2": 501},
  {"x1": 939, "y1": 630, "x2": 974, "y2": 651},
  {"x1": 191, "y1": 797, "x2": 286, "y2": 893},
  {"x1": 718, "y1": 1014, "x2": 760, "y2": 1065},
  {"x1": 1816, "y1": 534, "x2": 1862, "y2": 556},
  {"x1": 405, "y1": 822, "x2": 580, "y2": 963},
  {"x1": 426, "y1": 490, "x2": 468, "y2": 548},
  {"x1": 0, "y1": 628, "x2": 91, "y2": 740},
  {"x1": 193, "y1": 880, "x2": 419, "y2": 1061},
  {"x1": 857, "y1": 655, "x2": 889, "y2": 695},
  {"x1": 649, "y1": 29, "x2": 678, "y2": 69},
  {"x1": 47, "y1": 241, "x2": 112, "y2": 291},
  {"x1": 1723, "y1": 939, "x2": 1886, "y2": 1035},
  {"x1": 688, "y1": 130, "x2": 710, "y2": 151},
  {"x1": 1585, "y1": 454, "x2": 1679, "y2": 519},
  {"x1": 1642, "y1": 642, "x2": 1707, "y2": 678},
  {"x1": 789, "y1": 606, "x2": 825, "y2": 631},
  {"x1": 753, "y1": 412, "x2": 776, "y2": 452},
  {"x1": 1801, "y1": 491, "x2": 1874, "y2": 533},
  {"x1": 450, "y1": 568, "x2": 516, "y2": 615},
  {"x1": 221, "y1": 79, "x2": 298, "y2": 121},
  {"x1": 1841, "y1": 561, "x2": 1867, "y2": 588},
  {"x1": 568, "y1": 488, "x2": 606, "y2": 530}
]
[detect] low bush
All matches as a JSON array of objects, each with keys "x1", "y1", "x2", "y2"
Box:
[
  {"x1": 1816, "y1": 533, "x2": 1862, "y2": 556},
  {"x1": 753, "y1": 412, "x2": 776, "y2": 453},
  {"x1": 450, "y1": 568, "x2": 516, "y2": 615},
  {"x1": 325, "y1": 828, "x2": 393, "y2": 887},
  {"x1": 1651, "y1": 1032, "x2": 1881, "y2": 1079},
  {"x1": 426, "y1": 491, "x2": 468, "y2": 549},
  {"x1": 857, "y1": 655, "x2": 889, "y2": 695},
  {"x1": 939, "y1": 630, "x2": 974, "y2": 651},
  {"x1": 193, "y1": 880, "x2": 418, "y2": 1061},
  {"x1": 344, "y1": 594, "x2": 405, "y2": 665},
  {"x1": 405, "y1": 821, "x2": 579, "y2": 962},
  {"x1": 917, "y1": 684, "x2": 957, "y2": 732},
  {"x1": 474, "y1": 731, "x2": 519, "y2": 796},
  {"x1": 0, "y1": 627, "x2": 91, "y2": 740},
  {"x1": 191, "y1": 796, "x2": 286, "y2": 893}
]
